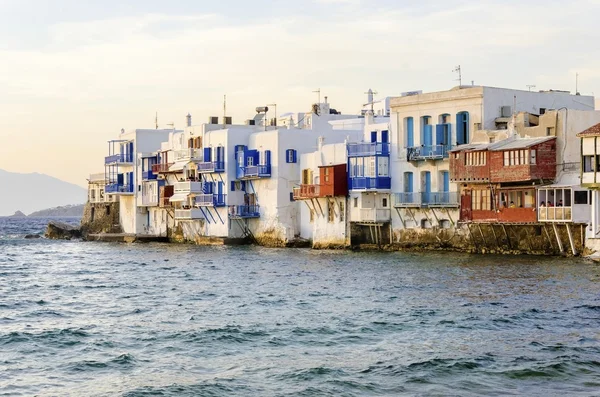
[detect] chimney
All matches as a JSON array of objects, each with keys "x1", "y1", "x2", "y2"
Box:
[
  {"x1": 186, "y1": 113, "x2": 192, "y2": 127},
  {"x1": 318, "y1": 136, "x2": 325, "y2": 151}
]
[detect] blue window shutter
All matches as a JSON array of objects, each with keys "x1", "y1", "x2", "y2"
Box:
[
  {"x1": 285, "y1": 149, "x2": 291, "y2": 163},
  {"x1": 203, "y1": 147, "x2": 212, "y2": 162},
  {"x1": 424, "y1": 125, "x2": 433, "y2": 146},
  {"x1": 445, "y1": 124, "x2": 452, "y2": 147},
  {"x1": 265, "y1": 150, "x2": 271, "y2": 166},
  {"x1": 371, "y1": 131, "x2": 377, "y2": 143},
  {"x1": 407, "y1": 118, "x2": 414, "y2": 147},
  {"x1": 231, "y1": 181, "x2": 235, "y2": 191},
  {"x1": 436, "y1": 124, "x2": 444, "y2": 146},
  {"x1": 443, "y1": 171, "x2": 450, "y2": 192},
  {"x1": 293, "y1": 150, "x2": 297, "y2": 163},
  {"x1": 241, "y1": 181, "x2": 246, "y2": 191}
]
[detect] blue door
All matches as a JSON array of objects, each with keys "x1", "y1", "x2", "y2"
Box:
[
  {"x1": 436, "y1": 124, "x2": 445, "y2": 148},
  {"x1": 371, "y1": 131, "x2": 377, "y2": 143},
  {"x1": 406, "y1": 117, "x2": 414, "y2": 148},
  {"x1": 381, "y1": 130, "x2": 389, "y2": 143},
  {"x1": 456, "y1": 112, "x2": 469, "y2": 145},
  {"x1": 128, "y1": 172, "x2": 134, "y2": 192},
  {"x1": 204, "y1": 147, "x2": 212, "y2": 162},
  {"x1": 442, "y1": 171, "x2": 450, "y2": 192},
  {"x1": 423, "y1": 125, "x2": 433, "y2": 148},
  {"x1": 404, "y1": 172, "x2": 414, "y2": 204},
  {"x1": 423, "y1": 171, "x2": 431, "y2": 204}
]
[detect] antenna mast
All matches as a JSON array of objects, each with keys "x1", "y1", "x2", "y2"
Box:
[
  {"x1": 155, "y1": 112, "x2": 158, "y2": 129},
  {"x1": 312, "y1": 88, "x2": 321, "y2": 104},
  {"x1": 223, "y1": 94, "x2": 227, "y2": 128},
  {"x1": 576, "y1": 72, "x2": 579, "y2": 94},
  {"x1": 526, "y1": 84, "x2": 536, "y2": 92},
  {"x1": 453, "y1": 65, "x2": 462, "y2": 86}
]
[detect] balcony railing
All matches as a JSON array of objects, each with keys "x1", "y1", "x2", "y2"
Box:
[
  {"x1": 194, "y1": 194, "x2": 227, "y2": 207},
  {"x1": 89, "y1": 173, "x2": 107, "y2": 183},
  {"x1": 105, "y1": 183, "x2": 134, "y2": 194},
  {"x1": 355, "y1": 208, "x2": 391, "y2": 223},
  {"x1": 293, "y1": 184, "x2": 320, "y2": 200},
  {"x1": 141, "y1": 195, "x2": 158, "y2": 207},
  {"x1": 394, "y1": 192, "x2": 459, "y2": 208},
  {"x1": 228, "y1": 205, "x2": 260, "y2": 218},
  {"x1": 105, "y1": 153, "x2": 133, "y2": 164},
  {"x1": 173, "y1": 148, "x2": 202, "y2": 162},
  {"x1": 240, "y1": 165, "x2": 271, "y2": 179},
  {"x1": 538, "y1": 206, "x2": 573, "y2": 222},
  {"x1": 142, "y1": 170, "x2": 157, "y2": 180},
  {"x1": 198, "y1": 161, "x2": 225, "y2": 173},
  {"x1": 173, "y1": 181, "x2": 203, "y2": 194},
  {"x1": 349, "y1": 176, "x2": 391, "y2": 190},
  {"x1": 347, "y1": 142, "x2": 390, "y2": 157},
  {"x1": 407, "y1": 145, "x2": 451, "y2": 161},
  {"x1": 174, "y1": 209, "x2": 204, "y2": 220},
  {"x1": 152, "y1": 163, "x2": 173, "y2": 173},
  {"x1": 394, "y1": 192, "x2": 422, "y2": 207}
]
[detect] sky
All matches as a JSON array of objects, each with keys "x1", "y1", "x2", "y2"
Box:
[{"x1": 1, "y1": 0, "x2": 599, "y2": 187}]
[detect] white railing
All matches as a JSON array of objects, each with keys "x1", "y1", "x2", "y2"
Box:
[
  {"x1": 194, "y1": 194, "x2": 214, "y2": 206},
  {"x1": 173, "y1": 148, "x2": 203, "y2": 162},
  {"x1": 358, "y1": 208, "x2": 391, "y2": 223},
  {"x1": 89, "y1": 173, "x2": 106, "y2": 183},
  {"x1": 89, "y1": 194, "x2": 118, "y2": 203},
  {"x1": 173, "y1": 181, "x2": 203, "y2": 194},
  {"x1": 174, "y1": 209, "x2": 204, "y2": 220},
  {"x1": 142, "y1": 195, "x2": 158, "y2": 207}
]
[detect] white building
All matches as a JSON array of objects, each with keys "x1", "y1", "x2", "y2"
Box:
[{"x1": 389, "y1": 86, "x2": 595, "y2": 240}]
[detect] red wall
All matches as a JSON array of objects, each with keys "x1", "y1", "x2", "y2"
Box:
[
  {"x1": 489, "y1": 140, "x2": 556, "y2": 183},
  {"x1": 450, "y1": 151, "x2": 491, "y2": 182}
]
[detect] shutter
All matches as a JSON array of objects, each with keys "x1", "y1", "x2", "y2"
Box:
[
  {"x1": 381, "y1": 130, "x2": 389, "y2": 143},
  {"x1": 265, "y1": 150, "x2": 271, "y2": 166},
  {"x1": 407, "y1": 117, "x2": 414, "y2": 148},
  {"x1": 371, "y1": 131, "x2": 377, "y2": 143},
  {"x1": 230, "y1": 181, "x2": 235, "y2": 191},
  {"x1": 292, "y1": 150, "x2": 297, "y2": 163},
  {"x1": 436, "y1": 124, "x2": 444, "y2": 146},
  {"x1": 203, "y1": 147, "x2": 212, "y2": 162}
]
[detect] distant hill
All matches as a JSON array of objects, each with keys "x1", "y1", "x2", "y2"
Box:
[
  {"x1": 28, "y1": 204, "x2": 84, "y2": 217},
  {"x1": 0, "y1": 169, "x2": 86, "y2": 216}
]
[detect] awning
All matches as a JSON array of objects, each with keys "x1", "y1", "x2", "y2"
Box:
[
  {"x1": 169, "y1": 193, "x2": 189, "y2": 202},
  {"x1": 169, "y1": 160, "x2": 191, "y2": 172}
]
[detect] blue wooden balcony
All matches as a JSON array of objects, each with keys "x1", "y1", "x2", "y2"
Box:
[
  {"x1": 194, "y1": 194, "x2": 227, "y2": 207},
  {"x1": 105, "y1": 153, "x2": 133, "y2": 164},
  {"x1": 198, "y1": 161, "x2": 225, "y2": 173},
  {"x1": 349, "y1": 176, "x2": 391, "y2": 191},
  {"x1": 142, "y1": 170, "x2": 157, "y2": 180},
  {"x1": 228, "y1": 205, "x2": 260, "y2": 219},
  {"x1": 347, "y1": 142, "x2": 390, "y2": 157},
  {"x1": 407, "y1": 145, "x2": 452, "y2": 161},
  {"x1": 105, "y1": 183, "x2": 134, "y2": 194},
  {"x1": 238, "y1": 165, "x2": 271, "y2": 180}
]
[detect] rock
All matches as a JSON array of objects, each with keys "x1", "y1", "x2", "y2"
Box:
[
  {"x1": 45, "y1": 221, "x2": 82, "y2": 240},
  {"x1": 24, "y1": 234, "x2": 41, "y2": 239}
]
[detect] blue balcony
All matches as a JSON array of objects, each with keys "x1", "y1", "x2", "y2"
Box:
[
  {"x1": 105, "y1": 183, "x2": 134, "y2": 194},
  {"x1": 239, "y1": 165, "x2": 271, "y2": 180},
  {"x1": 407, "y1": 145, "x2": 452, "y2": 161},
  {"x1": 194, "y1": 194, "x2": 227, "y2": 207},
  {"x1": 394, "y1": 192, "x2": 459, "y2": 208},
  {"x1": 105, "y1": 153, "x2": 133, "y2": 164},
  {"x1": 198, "y1": 161, "x2": 225, "y2": 173},
  {"x1": 228, "y1": 205, "x2": 260, "y2": 219},
  {"x1": 347, "y1": 142, "x2": 390, "y2": 157},
  {"x1": 142, "y1": 170, "x2": 157, "y2": 180},
  {"x1": 349, "y1": 176, "x2": 391, "y2": 190}
]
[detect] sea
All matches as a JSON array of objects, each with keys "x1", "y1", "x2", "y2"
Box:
[{"x1": 1, "y1": 217, "x2": 600, "y2": 396}]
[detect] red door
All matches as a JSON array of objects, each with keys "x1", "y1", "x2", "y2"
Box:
[{"x1": 460, "y1": 190, "x2": 472, "y2": 221}]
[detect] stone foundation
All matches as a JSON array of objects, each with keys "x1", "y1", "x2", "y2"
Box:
[{"x1": 80, "y1": 202, "x2": 121, "y2": 237}]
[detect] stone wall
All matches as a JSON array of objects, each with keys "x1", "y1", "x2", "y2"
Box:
[{"x1": 80, "y1": 202, "x2": 121, "y2": 237}]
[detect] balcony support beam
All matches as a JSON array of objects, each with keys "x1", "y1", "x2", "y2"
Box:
[
  {"x1": 406, "y1": 208, "x2": 418, "y2": 227},
  {"x1": 395, "y1": 208, "x2": 406, "y2": 228},
  {"x1": 490, "y1": 224, "x2": 500, "y2": 249},
  {"x1": 444, "y1": 208, "x2": 455, "y2": 227},
  {"x1": 566, "y1": 223, "x2": 577, "y2": 256},
  {"x1": 552, "y1": 223, "x2": 565, "y2": 253}
]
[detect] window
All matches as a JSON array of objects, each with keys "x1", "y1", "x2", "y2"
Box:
[
  {"x1": 546, "y1": 127, "x2": 555, "y2": 136},
  {"x1": 382, "y1": 197, "x2": 388, "y2": 208},
  {"x1": 290, "y1": 192, "x2": 295, "y2": 202},
  {"x1": 324, "y1": 167, "x2": 330, "y2": 183},
  {"x1": 466, "y1": 151, "x2": 486, "y2": 166},
  {"x1": 472, "y1": 189, "x2": 491, "y2": 210},
  {"x1": 353, "y1": 197, "x2": 358, "y2": 208},
  {"x1": 286, "y1": 149, "x2": 297, "y2": 163},
  {"x1": 584, "y1": 155, "x2": 595, "y2": 172},
  {"x1": 328, "y1": 200, "x2": 335, "y2": 223},
  {"x1": 530, "y1": 149, "x2": 536, "y2": 165},
  {"x1": 575, "y1": 191, "x2": 589, "y2": 205},
  {"x1": 339, "y1": 201, "x2": 345, "y2": 222},
  {"x1": 366, "y1": 157, "x2": 376, "y2": 178},
  {"x1": 247, "y1": 156, "x2": 254, "y2": 166},
  {"x1": 377, "y1": 157, "x2": 389, "y2": 177}
]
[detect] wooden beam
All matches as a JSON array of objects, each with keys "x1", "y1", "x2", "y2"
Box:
[
  {"x1": 566, "y1": 223, "x2": 578, "y2": 256},
  {"x1": 466, "y1": 224, "x2": 478, "y2": 252},
  {"x1": 542, "y1": 224, "x2": 554, "y2": 252},
  {"x1": 501, "y1": 224, "x2": 512, "y2": 250},
  {"x1": 477, "y1": 223, "x2": 487, "y2": 246},
  {"x1": 444, "y1": 208, "x2": 456, "y2": 227},
  {"x1": 552, "y1": 223, "x2": 565, "y2": 253},
  {"x1": 490, "y1": 224, "x2": 500, "y2": 249},
  {"x1": 395, "y1": 208, "x2": 406, "y2": 228}
]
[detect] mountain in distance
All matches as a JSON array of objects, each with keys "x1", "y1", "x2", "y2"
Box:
[
  {"x1": 28, "y1": 204, "x2": 85, "y2": 217},
  {"x1": 0, "y1": 169, "x2": 87, "y2": 216}
]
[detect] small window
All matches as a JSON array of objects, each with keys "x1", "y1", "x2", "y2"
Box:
[
  {"x1": 339, "y1": 201, "x2": 345, "y2": 222},
  {"x1": 583, "y1": 156, "x2": 595, "y2": 172},
  {"x1": 575, "y1": 191, "x2": 589, "y2": 205},
  {"x1": 353, "y1": 197, "x2": 358, "y2": 208},
  {"x1": 328, "y1": 201, "x2": 335, "y2": 223},
  {"x1": 286, "y1": 149, "x2": 297, "y2": 163},
  {"x1": 382, "y1": 197, "x2": 388, "y2": 207},
  {"x1": 290, "y1": 192, "x2": 295, "y2": 202},
  {"x1": 530, "y1": 149, "x2": 537, "y2": 165}
]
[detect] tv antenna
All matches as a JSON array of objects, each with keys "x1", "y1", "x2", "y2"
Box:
[
  {"x1": 312, "y1": 88, "x2": 321, "y2": 104},
  {"x1": 526, "y1": 84, "x2": 536, "y2": 92},
  {"x1": 155, "y1": 111, "x2": 158, "y2": 129},
  {"x1": 453, "y1": 65, "x2": 462, "y2": 86},
  {"x1": 576, "y1": 72, "x2": 579, "y2": 94},
  {"x1": 223, "y1": 94, "x2": 227, "y2": 128}
]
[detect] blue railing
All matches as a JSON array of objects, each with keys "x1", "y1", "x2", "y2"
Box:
[
  {"x1": 229, "y1": 205, "x2": 260, "y2": 218},
  {"x1": 347, "y1": 142, "x2": 390, "y2": 157},
  {"x1": 242, "y1": 165, "x2": 271, "y2": 179},
  {"x1": 422, "y1": 192, "x2": 459, "y2": 207},
  {"x1": 394, "y1": 192, "x2": 459, "y2": 207},
  {"x1": 407, "y1": 145, "x2": 452, "y2": 161},
  {"x1": 213, "y1": 194, "x2": 227, "y2": 207},
  {"x1": 394, "y1": 192, "x2": 421, "y2": 207},
  {"x1": 349, "y1": 176, "x2": 391, "y2": 190},
  {"x1": 142, "y1": 170, "x2": 157, "y2": 180},
  {"x1": 105, "y1": 183, "x2": 134, "y2": 193},
  {"x1": 198, "y1": 161, "x2": 225, "y2": 173},
  {"x1": 104, "y1": 153, "x2": 133, "y2": 164}
]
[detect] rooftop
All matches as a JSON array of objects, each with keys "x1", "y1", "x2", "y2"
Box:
[
  {"x1": 576, "y1": 122, "x2": 600, "y2": 137},
  {"x1": 450, "y1": 136, "x2": 556, "y2": 152}
]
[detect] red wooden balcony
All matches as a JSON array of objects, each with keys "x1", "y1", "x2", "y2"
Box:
[
  {"x1": 152, "y1": 163, "x2": 173, "y2": 173},
  {"x1": 293, "y1": 184, "x2": 320, "y2": 200}
]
